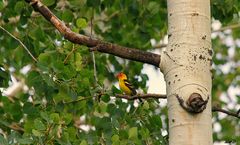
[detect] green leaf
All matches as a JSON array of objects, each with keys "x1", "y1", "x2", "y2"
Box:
[
  {"x1": 63, "y1": 113, "x2": 73, "y2": 125},
  {"x1": 67, "y1": 127, "x2": 76, "y2": 141},
  {"x1": 61, "y1": 65, "x2": 77, "y2": 80},
  {"x1": 147, "y1": 1, "x2": 160, "y2": 15},
  {"x1": 40, "y1": 112, "x2": 50, "y2": 122},
  {"x1": 87, "y1": 0, "x2": 100, "y2": 7},
  {"x1": 34, "y1": 118, "x2": 46, "y2": 131},
  {"x1": 101, "y1": 94, "x2": 110, "y2": 102},
  {"x1": 62, "y1": 9, "x2": 74, "y2": 22},
  {"x1": 112, "y1": 85, "x2": 122, "y2": 94},
  {"x1": 54, "y1": 89, "x2": 69, "y2": 103},
  {"x1": 24, "y1": 120, "x2": 34, "y2": 133},
  {"x1": 32, "y1": 129, "x2": 43, "y2": 137},
  {"x1": 42, "y1": 0, "x2": 55, "y2": 6},
  {"x1": 3, "y1": 100, "x2": 22, "y2": 121},
  {"x1": 140, "y1": 128, "x2": 150, "y2": 139},
  {"x1": 23, "y1": 102, "x2": 38, "y2": 118},
  {"x1": 38, "y1": 52, "x2": 51, "y2": 66},
  {"x1": 143, "y1": 101, "x2": 149, "y2": 110},
  {"x1": 149, "y1": 115, "x2": 162, "y2": 128},
  {"x1": 94, "y1": 117, "x2": 111, "y2": 132},
  {"x1": 0, "y1": 135, "x2": 7, "y2": 145},
  {"x1": 111, "y1": 134, "x2": 120, "y2": 144},
  {"x1": 63, "y1": 41, "x2": 73, "y2": 50},
  {"x1": 14, "y1": 1, "x2": 25, "y2": 13},
  {"x1": 28, "y1": 27, "x2": 46, "y2": 41},
  {"x1": 17, "y1": 138, "x2": 34, "y2": 144},
  {"x1": 75, "y1": 52, "x2": 82, "y2": 71},
  {"x1": 99, "y1": 101, "x2": 108, "y2": 113},
  {"x1": 128, "y1": 127, "x2": 138, "y2": 139},
  {"x1": 0, "y1": 1, "x2": 5, "y2": 11},
  {"x1": 50, "y1": 113, "x2": 60, "y2": 123},
  {"x1": 76, "y1": 18, "x2": 88, "y2": 28},
  {"x1": 80, "y1": 140, "x2": 88, "y2": 145}
]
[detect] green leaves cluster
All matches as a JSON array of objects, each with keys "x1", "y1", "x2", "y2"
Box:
[
  {"x1": 211, "y1": 1, "x2": 240, "y2": 144},
  {"x1": 0, "y1": 0, "x2": 168, "y2": 144}
]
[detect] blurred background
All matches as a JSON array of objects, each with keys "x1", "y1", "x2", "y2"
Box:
[{"x1": 0, "y1": 0, "x2": 239, "y2": 144}]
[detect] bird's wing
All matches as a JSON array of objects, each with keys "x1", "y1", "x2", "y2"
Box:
[{"x1": 124, "y1": 79, "x2": 137, "y2": 95}]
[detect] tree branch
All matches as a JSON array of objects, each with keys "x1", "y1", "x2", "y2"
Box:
[
  {"x1": 153, "y1": 44, "x2": 167, "y2": 49},
  {"x1": 212, "y1": 106, "x2": 240, "y2": 119},
  {"x1": 116, "y1": 93, "x2": 167, "y2": 100},
  {"x1": 115, "y1": 94, "x2": 240, "y2": 118},
  {"x1": 25, "y1": 0, "x2": 160, "y2": 67},
  {"x1": 5, "y1": 122, "x2": 24, "y2": 133},
  {"x1": 63, "y1": 96, "x2": 93, "y2": 104},
  {"x1": 63, "y1": 44, "x2": 76, "y2": 64},
  {"x1": 212, "y1": 23, "x2": 240, "y2": 33}
]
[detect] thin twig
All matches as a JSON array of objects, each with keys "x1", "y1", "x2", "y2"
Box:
[
  {"x1": 92, "y1": 52, "x2": 98, "y2": 82},
  {"x1": 90, "y1": 12, "x2": 98, "y2": 83},
  {"x1": 64, "y1": 96, "x2": 93, "y2": 104},
  {"x1": 8, "y1": 123, "x2": 24, "y2": 133},
  {"x1": 93, "y1": 10, "x2": 120, "y2": 23},
  {"x1": 212, "y1": 106, "x2": 240, "y2": 119},
  {"x1": 90, "y1": 9, "x2": 94, "y2": 38},
  {"x1": 43, "y1": 123, "x2": 53, "y2": 145},
  {"x1": 0, "y1": 25, "x2": 38, "y2": 62},
  {"x1": 153, "y1": 44, "x2": 167, "y2": 49},
  {"x1": 0, "y1": 121, "x2": 24, "y2": 133},
  {"x1": 105, "y1": 10, "x2": 120, "y2": 22},
  {"x1": 212, "y1": 23, "x2": 240, "y2": 33},
  {"x1": 63, "y1": 44, "x2": 76, "y2": 64}
]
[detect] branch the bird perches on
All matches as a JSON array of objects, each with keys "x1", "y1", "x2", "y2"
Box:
[{"x1": 115, "y1": 94, "x2": 240, "y2": 119}]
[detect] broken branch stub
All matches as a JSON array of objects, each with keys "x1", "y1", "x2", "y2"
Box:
[{"x1": 176, "y1": 93, "x2": 209, "y2": 113}]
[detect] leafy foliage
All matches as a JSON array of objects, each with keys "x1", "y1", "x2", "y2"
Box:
[
  {"x1": 211, "y1": 1, "x2": 240, "y2": 144},
  {"x1": 0, "y1": 0, "x2": 239, "y2": 144}
]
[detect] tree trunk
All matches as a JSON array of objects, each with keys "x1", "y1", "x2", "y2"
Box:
[{"x1": 160, "y1": 0, "x2": 213, "y2": 144}]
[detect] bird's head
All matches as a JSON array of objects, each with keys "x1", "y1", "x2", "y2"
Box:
[{"x1": 116, "y1": 72, "x2": 127, "y2": 80}]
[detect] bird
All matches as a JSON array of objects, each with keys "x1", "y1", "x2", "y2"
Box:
[{"x1": 116, "y1": 72, "x2": 142, "y2": 102}]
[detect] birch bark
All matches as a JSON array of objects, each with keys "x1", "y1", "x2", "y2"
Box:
[{"x1": 160, "y1": 0, "x2": 213, "y2": 144}]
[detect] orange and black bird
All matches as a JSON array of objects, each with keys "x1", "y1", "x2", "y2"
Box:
[{"x1": 116, "y1": 72, "x2": 142, "y2": 102}]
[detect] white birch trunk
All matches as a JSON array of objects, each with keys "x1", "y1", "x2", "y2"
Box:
[{"x1": 160, "y1": 0, "x2": 212, "y2": 144}]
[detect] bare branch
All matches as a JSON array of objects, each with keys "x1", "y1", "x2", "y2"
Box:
[
  {"x1": 25, "y1": 0, "x2": 161, "y2": 67},
  {"x1": 115, "y1": 94, "x2": 167, "y2": 100},
  {"x1": 153, "y1": 44, "x2": 167, "y2": 49},
  {"x1": 43, "y1": 123, "x2": 54, "y2": 144},
  {"x1": 175, "y1": 93, "x2": 209, "y2": 113},
  {"x1": 212, "y1": 106, "x2": 240, "y2": 119},
  {"x1": 64, "y1": 96, "x2": 93, "y2": 104},
  {"x1": 7, "y1": 122, "x2": 24, "y2": 133},
  {"x1": 92, "y1": 52, "x2": 98, "y2": 82},
  {"x1": 212, "y1": 23, "x2": 240, "y2": 33},
  {"x1": 0, "y1": 26, "x2": 38, "y2": 62},
  {"x1": 63, "y1": 44, "x2": 76, "y2": 64}
]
